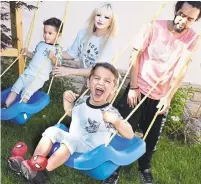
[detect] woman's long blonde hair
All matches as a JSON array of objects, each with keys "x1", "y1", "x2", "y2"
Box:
[{"x1": 84, "y1": 3, "x2": 117, "y2": 60}]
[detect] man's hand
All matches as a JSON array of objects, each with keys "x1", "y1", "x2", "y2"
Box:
[
  {"x1": 127, "y1": 89, "x2": 141, "y2": 108},
  {"x1": 157, "y1": 95, "x2": 171, "y2": 115},
  {"x1": 52, "y1": 66, "x2": 74, "y2": 77}
]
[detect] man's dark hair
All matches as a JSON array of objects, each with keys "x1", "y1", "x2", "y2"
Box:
[
  {"x1": 175, "y1": 1, "x2": 201, "y2": 20},
  {"x1": 43, "y1": 17, "x2": 63, "y2": 33},
  {"x1": 89, "y1": 63, "x2": 119, "y2": 85}
]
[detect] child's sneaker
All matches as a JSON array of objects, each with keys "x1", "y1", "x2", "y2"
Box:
[
  {"x1": 8, "y1": 156, "x2": 24, "y2": 175},
  {"x1": 8, "y1": 142, "x2": 28, "y2": 174},
  {"x1": 21, "y1": 160, "x2": 38, "y2": 181},
  {"x1": 21, "y1": 155, "x2": 48, "y2": 184},
  {"x1": 101, "y1": 171, "x2": 119, "y2": 184},
  {"x1": 1, "y1": 102, "x2": 8, "y2": 109},
  {"x1": 10, "y1": 142, "x2": 28, "y2": 158}
]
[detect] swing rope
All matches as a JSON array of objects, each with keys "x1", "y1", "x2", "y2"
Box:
[
  {"x1": 56, "y1": 39, "x2": 133, "y2": 124},
  {"x1": 19, "y1": 1, "x2": 69, "y2": 103},
  {"x1": 143, "y1": 33, "x2": 201, "y2": 141},
  {"x1": 57, "y1": 88, "x2": 89, "y2": 124},
  {"x1": 56, "y1": 27, "x2": 140, "y2": 124},
  {"x1": 106, "y1": 32, "x2": 201, "y2": 146},
  {"x1": 112, "y1": 1, "x2": 167, "y2": 68},
  {"x1": 0, "y1": 1, "x2": 40, "y2": 78},
  {"x1": 111, "y1": 1, "x2": 168, "y2": 104},
  {"x1": 56, "y1": 2, "x2": 168, "y2": 126},
  {"x1": 47, "y1": 1, "x2": 70, "y2": 95},
  {"x1": 104, "y1": 2, "x2": 168, "y2": 146},
  {"x1": 23, "y1": 1, "x2": 40, "y2": 70}
]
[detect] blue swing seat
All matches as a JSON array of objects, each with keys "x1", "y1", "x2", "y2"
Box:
[
  {"x1": 49, "y1": 123, "x2": 146, "y2": 180},
  {"x1": 1, "y1": 87, "x2": 50, "y2": 125}
]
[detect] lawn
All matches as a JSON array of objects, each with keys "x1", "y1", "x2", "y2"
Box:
[{"x1": 1, "y1": 61, "x2": 201, "y2": 184}]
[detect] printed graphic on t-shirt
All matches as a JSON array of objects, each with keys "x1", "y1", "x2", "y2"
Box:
[
  {"x1": 33, "y1": 42, "x2": 62, "y2": 64},
  {"x1": 85, "y1": 118, "x2": 101, "y2": 133},
  {"x1": 105, "y1": 122, "x2": 115, "y2": 130},
  {"x1": 149, "y1": 37, "x2": 184, "y2": 64},
  {"x1": 43, "y1": 48, "x2": 49, "y2": 56},
  {"x1": 80, "y1": 42, "x2": 99, "y2": 67},
  {"x1": 74, "y1": 96, "x2": 88, "y2": 107}
]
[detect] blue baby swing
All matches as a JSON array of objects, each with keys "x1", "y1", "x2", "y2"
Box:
[
  {"x1": 50, "y1": 123, "x2": 146, "y2": 180},
  {"x1": 1, "y1": 88, "x2": 50, "y2": 124},
  {"x1": 1, "y1": 1, "x2": 68, "y2": 124}
]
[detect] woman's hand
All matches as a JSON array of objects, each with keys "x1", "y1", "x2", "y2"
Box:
[{"x1": 52, "y1": 66, "x2": 75, "y2": 77}]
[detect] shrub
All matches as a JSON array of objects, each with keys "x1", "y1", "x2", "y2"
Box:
[{"x1": 164, "y1": 85, "x2": 195, "y2": 139}]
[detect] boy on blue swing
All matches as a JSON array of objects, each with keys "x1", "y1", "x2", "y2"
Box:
[
  {"x1": 1, "y1": 17, "x2": 63, "y2": 109},
  {"x1": 8, "y1": 63, "x2": 134, "y2": 184}
]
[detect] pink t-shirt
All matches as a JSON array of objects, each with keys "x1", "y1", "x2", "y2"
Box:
[{"x1": 132, "y1": 20, "x2": 198, "y2": 100}]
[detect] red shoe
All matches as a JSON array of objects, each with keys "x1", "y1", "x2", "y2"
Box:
[
  {"x1": 21, "y1": 156, "x2": 47, "y2": 184},
  {"x1": 10, "y1": 142, "x2": 28, "y2": 158},
  {"x1": 8, "y1": 142, "x2": 28, "y2": 174},
  {"x1": 28, "y1": 155, "x2": 48, "y2": 171}
]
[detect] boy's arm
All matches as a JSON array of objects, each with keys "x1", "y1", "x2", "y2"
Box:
[
  {"x1": 113, "y1": 120, "x2": 134, "y2": 140},
  {"x1": 63, "y1": 90, "x2": 79, "y2": 117},
  {"x1": 25, "y1": 51, "x2": 34, "y2": 59},
  {"x1": 103, "y1": 112, "x2": 134, "y2": 140},
  {"x1": 21, "y1": 48, "x2": 33, "y2": 59}
]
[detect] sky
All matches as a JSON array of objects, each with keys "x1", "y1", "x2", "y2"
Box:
[{"x1": 19, "y1": 1, "x2": 201, "y2": 85}]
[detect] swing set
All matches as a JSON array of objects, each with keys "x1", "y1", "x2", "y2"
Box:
[
  {"x1": 1, "y1": 1, "x2": 201, "y2": 181},
  {"x1": 1, "y1": 2, "x2": 69, "y2": 124}
]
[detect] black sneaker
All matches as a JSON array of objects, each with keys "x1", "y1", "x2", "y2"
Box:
[
  {"x1": 139, "y1": 169, "x2": 154, "y2": 184},
  {"x1": 1, "y1": 103, "x2": 8, "y2": 109},
  {"x1": 101, "y1": 172, "x2": 119, "y2": 184},
  {"x1": 8, "y1": 156, "x2": 24, "y2": 175},
  {"x1": 21, "y1": 160, "x2": 45, "y2": 184}
]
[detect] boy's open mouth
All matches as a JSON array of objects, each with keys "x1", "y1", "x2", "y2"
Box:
[{"x1": 95, "y1": 87, "x2": 105, "y2": 96}]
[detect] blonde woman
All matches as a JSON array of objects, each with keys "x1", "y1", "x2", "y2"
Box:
[{"x1": 52, "y1": 2, "x2": 117, "y2": 77}]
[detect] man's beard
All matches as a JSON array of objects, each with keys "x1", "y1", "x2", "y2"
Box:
[{"x1": 173, "y1": 16, "x2": 186, "y2": 33}]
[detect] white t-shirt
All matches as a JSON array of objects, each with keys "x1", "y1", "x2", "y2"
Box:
[
  {"x1": 24, "y1": 41, "x2": 62, "y2": 81},
  {"x1": 66, "y1": 28, "x2": 117, "y2": 68},
  {"x1": 69, "y1": 96, "x2": 123, "y2": 148}
]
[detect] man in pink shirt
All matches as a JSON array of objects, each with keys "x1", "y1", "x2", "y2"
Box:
[{"x1": 102, "y1": 1, "x2": 201, "y2": 184}]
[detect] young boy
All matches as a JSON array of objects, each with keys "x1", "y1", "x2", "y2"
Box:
[
  {"x1": 8, "y1": 63, "x2": 134, "y2": 184},
  {"x1": 2, "y1": 17, "x2": 63, "y2": 108}
]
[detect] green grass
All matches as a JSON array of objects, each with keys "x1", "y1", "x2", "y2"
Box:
[{"x1": 1, "y1": 60, "x2": 201, "y2": 184}]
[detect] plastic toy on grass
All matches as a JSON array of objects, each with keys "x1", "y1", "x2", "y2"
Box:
[
  {"x1": 49, "y1": 123, "x2": 146, "y2": 180},
  {"x1": 1, "y1": 87, "x2": 50, "y2": 125}
]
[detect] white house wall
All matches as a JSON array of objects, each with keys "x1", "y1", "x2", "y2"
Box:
[{"x1": 22, "y1": 1, "x2": 201, "y2": 85}]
